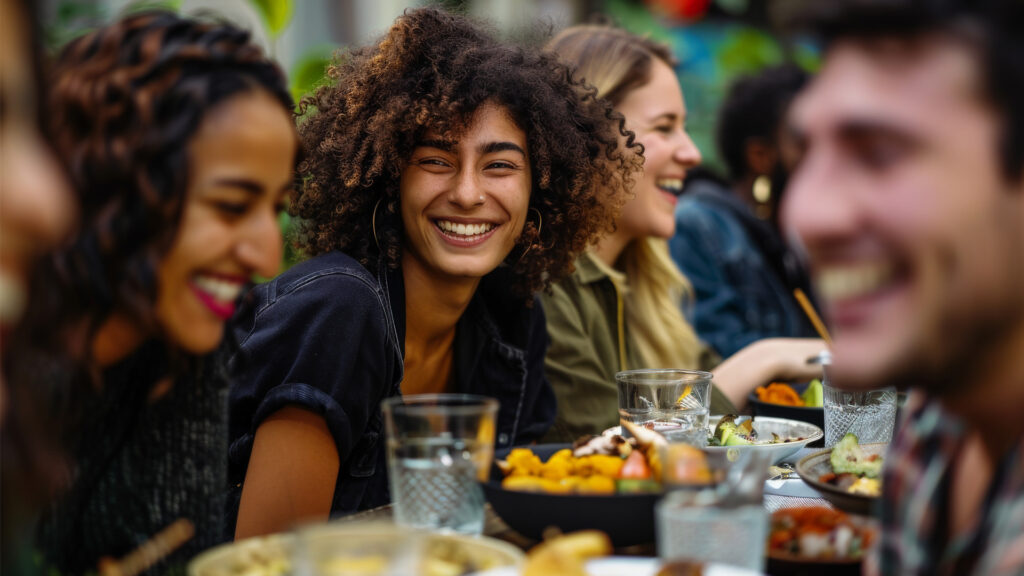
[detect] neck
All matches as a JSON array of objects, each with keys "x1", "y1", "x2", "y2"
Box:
[
  {"x1": 401, "y1": 251, "x2": 478, "y2": 356},
  {"x1": 592, "y1": 230, "x2": 633, "y2": 268},
  {"x1": 92, "y1": 314, "x2": 145, "y2": 369},
  {"x1": 942, "y1": 319, "x2": 1024, "y2": 458}
]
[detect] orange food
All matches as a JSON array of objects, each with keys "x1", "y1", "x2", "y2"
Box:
[
  {"x1": 755, "y1": 383, "x2": 804, "y2": 406},
  {"x1": 768, "y1": 506, "x2": 876, "y2": 559}
]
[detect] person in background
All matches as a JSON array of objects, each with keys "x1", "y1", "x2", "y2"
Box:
[
  {"x1": 227, "y1": 7, "x2": 635, "y2": 539},
  {"x1": 784, "y1": 1, "x2": 1024, "y2": 573},
  {"x1": 0, "y1": 0, "x2": 75, "y2": 571},
  {"x1": 670, "y1": 65, "x2": 820, "y2": 358},
  {"x1": 541, "y1": 24, "x2": 825, "y2": 443},
  {"x1": 18, "y1": 12, "x2": 298, "y2": 573}
]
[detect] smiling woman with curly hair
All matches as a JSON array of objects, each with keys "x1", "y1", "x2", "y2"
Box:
[{"x1": 227, "y1": 7, "x2": 638, "y2": 538}]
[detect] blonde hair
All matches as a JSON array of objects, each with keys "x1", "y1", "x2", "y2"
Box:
[{"x1": 548, "y1": 25, "x2": 702, "y2": 370}]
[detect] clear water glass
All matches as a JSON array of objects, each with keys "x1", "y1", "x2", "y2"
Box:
[
  {"x1": 617, "y1": 369, "x2": 712, "y2": 447},
  {"x1": 823, "y1": 385, "x2": 898, "y2": 447},
  {"x1": 382, "y1": 394, "x2": 497, "y2": 534},
  {"x1": 656, "y1": 447, "x2": 770, "y2": 571}
]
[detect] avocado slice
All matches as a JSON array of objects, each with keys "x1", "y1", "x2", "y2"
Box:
[
  {"x1": 801, "y1": 379, "x2": 824, "y2": 407},
  {"x1": 830, "y1": 432, "x2": 883, "y2": 478}
]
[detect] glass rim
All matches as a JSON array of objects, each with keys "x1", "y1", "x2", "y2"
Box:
[
  {"x1": 382, "y1": 393, "x2": 498, "y2": 416},
  {"x1": 615, "y1": 368, "x2": 712, "y2": 383}
]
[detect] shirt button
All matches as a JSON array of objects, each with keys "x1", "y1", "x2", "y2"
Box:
[{"x1": 498, "y1": 433, "x2": 509, "y2": 446}]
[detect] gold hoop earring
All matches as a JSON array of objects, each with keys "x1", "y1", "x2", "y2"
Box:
[
  {"x1": 372, "y1": 198, "x2": 382, "y2": 250},
  {"x1": 517, "y1": 207, "x2": 543, "y2": 263}
]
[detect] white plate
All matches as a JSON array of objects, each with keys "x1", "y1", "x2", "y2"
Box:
[
  {"x1": 604, "y1": 416, "x2": 823, "y2": 466},
  {"x1": 473, "y1": 557, "x2": 763, "y2": 575}
]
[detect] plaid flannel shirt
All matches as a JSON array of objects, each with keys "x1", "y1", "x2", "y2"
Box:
[{"x1": 876, "y1": 393, "x2": 1024, "y2": 575}]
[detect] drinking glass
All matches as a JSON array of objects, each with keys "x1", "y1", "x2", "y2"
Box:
[
  {"x1": 823, "y1": 384, "x2": 898, "y2": 447},
  {"x1": 656, "y1": 446, "x2": 770, "y2": 571},
  {"x1": 617, "y1": 369, "x2": 712, "y2": 447},
  {"x1": 382, "y1": 394, "x2": 498, "y2": 534}
]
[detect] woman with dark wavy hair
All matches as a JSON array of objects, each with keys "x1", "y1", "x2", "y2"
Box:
[
  {"x1": 23, "y1": 12, "x2": 298, "y2": 572},
  {"x1": 227, "y1": 6, "x2": 637, "y2": 538}
]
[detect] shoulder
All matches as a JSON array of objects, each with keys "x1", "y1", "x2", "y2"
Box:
[
  {"x1": 232, "y1": 252, "x2": 392, "y2": 347},
  {"x1": 247, "y1": 253, "x2": 383, "y2": 315}
]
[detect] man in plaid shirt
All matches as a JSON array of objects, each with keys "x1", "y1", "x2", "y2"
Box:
[{"x1": 783, "y1": 1, "x2": 1024, "y2": 574}]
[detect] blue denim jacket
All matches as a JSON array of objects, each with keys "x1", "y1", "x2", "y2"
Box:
[
  {"x1": 225, "y1": 251, "x2": 554, "y2": 532},
  {"x1": 669, "y1": 180, "x2": 818, "y2": 358}
]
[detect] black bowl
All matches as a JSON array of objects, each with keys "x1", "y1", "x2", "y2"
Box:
[
  {"x1": 748, "y1": 381, "x2": 824, "y2": 432},
  {"x1": 481, "y1": 444, "x2": 659, "y2": 546}
]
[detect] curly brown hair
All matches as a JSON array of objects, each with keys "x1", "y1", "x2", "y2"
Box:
[{"x1": 294, "y1": 7, "x2": 640, "y2": 297}]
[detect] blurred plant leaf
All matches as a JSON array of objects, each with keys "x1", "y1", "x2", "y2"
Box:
[
  {"x1": 716, "y1": 28, "x2": 783, "y2": 77},
  {"x1": 247, "y1": 0, "x2": 294, "y2": 37},
  {"x1": 289, "y1": 44, "x2": 334, "y2": 105},
  {"x1": 123, "y1": 0, "x2": 183, "y2": 13},
  {"x1": 46, "y1": 1, "x2": 107, "y2": 51}
]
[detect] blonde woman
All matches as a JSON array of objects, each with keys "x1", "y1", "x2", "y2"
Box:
[{"x1": 542, "y1": 25, "x2": 825, "y2": 442}]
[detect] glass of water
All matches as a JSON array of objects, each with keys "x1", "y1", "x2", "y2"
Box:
[
  {"x1": 657, "y1": 447, "x2": 770, "y2": 571},
  {"x1": 823, "y1": 384, "x2": 898, "y2": 447},
  {"x1": 617, "y1": 369, "x2": 712, "y2": 447},
  {"x1": 382, "y1": 394, "x2": 498, "y2": 534}
]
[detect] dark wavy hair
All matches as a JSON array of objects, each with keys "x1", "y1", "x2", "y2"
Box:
[
  {"x1": 294, "y1": 7, "x2": 639, "y2": 298},
  {"x1": 717, "y1": 64, "x2": 808, "y2": 181},
  {"x1": 37, "y1": 11, "x2": 295, "y2": 357}
]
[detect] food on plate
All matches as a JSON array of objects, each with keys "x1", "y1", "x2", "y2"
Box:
[
  {"x1": 522, "y1": 530, "x2": 612, "y2": 576},
  {"x1": 498, "y1": 425, "x2": 669, "y2": 495},
  {"x1": 818, "y1": 433, "x2": 883, "y2": 496},
  {"x1": 193, "y1": 533, "x2": 517, "y2": 576},
  {"x1": 662, "y1": 443, "x2": 713, "y2": 486},
  {"x1": 655, "y1": 561, "x2": 706, "y2": 576},
  {"x1": 707, "y1": 415, "x2": 808, "y2": 446},
  {"x1": 768, "y1": 506, "x2": 875, "y2": 560},
  {"x1": 755, "y1": 379, "x2": 824, "y2": 407}
]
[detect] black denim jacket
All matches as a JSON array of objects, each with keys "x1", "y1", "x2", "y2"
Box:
[{"x1": 225, "y1": 251, "x2": 554, "y2": 533}]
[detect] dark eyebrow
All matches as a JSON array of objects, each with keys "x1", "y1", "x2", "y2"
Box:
[
  {"x1": 211, "y1": 178, "x2": 263, "y2": 195},
  {"x1": 211, "y1": 178, "x2": 293, "y2": 196},
  {"x1": 416, "y1": 139, "x2": 454, "y2": 152},
  {"x1": 481, "y1": 141, "x2": 526, "y2": 156},
  {"x1": 836, "y1": 118, "x2": 919, "y2": 147}
]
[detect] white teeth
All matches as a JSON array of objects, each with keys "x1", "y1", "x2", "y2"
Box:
[
  {"x1": 193, "y1": 275, "x2": 244, "y2": 303},
  {"x1": 656, "y1": 178, "x2": 684, "y2": 194},
  {"x1": 436, "y1": 220, "x2": 495, "y2": 237},
  {"x1": 816, "y1": 263, "x2": 895, "y2": 302},
  {"x1": 0, "y1": 271, "x2": 27, "y2": 324}
]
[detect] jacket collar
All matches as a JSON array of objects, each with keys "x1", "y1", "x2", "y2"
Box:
[{"x1": 575, "y1": 251, "x2": 627, "y2": 287}]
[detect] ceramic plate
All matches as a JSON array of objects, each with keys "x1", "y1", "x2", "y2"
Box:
[
  {"x1": 795, "y1": 443, "x2": 888, "y2": 515},
  {"x1": 473, "y1": 557, "x2": 764, "y2": 576}
]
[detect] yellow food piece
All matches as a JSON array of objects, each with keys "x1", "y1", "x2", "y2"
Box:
[
  {"x1": 522, "y1": 531, "x2": 612, "y2": 576},
  {"x1": 848, "y1": 476, "x2": 881, "y2": 497},
  {"x1": 577, "y1": 475, "x2": 616, "y2": 494},
  {"x1": 499, "y1": 446, "x2": 658, "y2": 495},
  {"x1": 506, "y1": 448, "x2": 544, "y2": 476},
  {"x1": 576, "y1": 454, "x2": 625, "y2": 478}
]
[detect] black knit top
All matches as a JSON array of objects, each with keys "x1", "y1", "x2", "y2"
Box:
[{"x1": 34, "y1": 341, "x2": 229, "y2": 575}]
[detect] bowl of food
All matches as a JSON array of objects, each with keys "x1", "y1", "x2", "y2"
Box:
[
  {"x1": 766, "y1": 506, "x2": 877, "y2": 576},
  {"x1": 188, "y1": 524, "x2": 524, "y2": 576},
  {"x1": 748, "y1": 381, "x2": 825, "y2": 431},
  {"x1": 481, "y1": 442, "x2": 662, "y2": 546},
  {"x1": 705, "y1": 415, "x2": 823, "y2": 465},
  {"x1": 795, "y1": 434, "x2": 887, "y2": 515}
]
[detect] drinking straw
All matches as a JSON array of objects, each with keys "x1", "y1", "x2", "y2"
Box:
[{"x1": 794, "y1": 288, "x2": 833, "y2": 346}]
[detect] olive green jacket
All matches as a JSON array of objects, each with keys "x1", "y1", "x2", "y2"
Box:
[{"x1": 541, "y1": 253, "x2": 736, "y2": 443}]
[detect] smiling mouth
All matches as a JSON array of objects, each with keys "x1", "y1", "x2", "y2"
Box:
[
  {"x1": 816, "y1": 261, "x2": 899, "y2": 302},
  {"x1": 656, "y1": 178, "x2": 684, "y2": 196},
  {"x1": 190, "y1": 274, "x2": 246, "y2": 320},
  {"x1": 435, "y1": 220, "x2": 497, "y2": 239}
]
